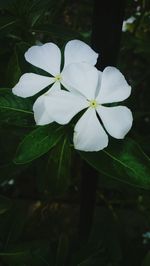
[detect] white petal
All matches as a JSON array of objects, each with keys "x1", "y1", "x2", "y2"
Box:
[
  {"x1": 97, "y1": 106, "x2": 133, "y2": 139},
  {"x1": 61, "y1": 62, "x2": 99, "y2": 100},
  {"x1": 73, "y1": 108, "x2": 108, "y2": 152},
  {"x1": 33, "y1": 82, "x2": 61, "y2": 125},
  {"x1": 45, "y1": 90, "x2": 88, "y2": 125},
  {"x1": 95, "y1": 70, "x2": 102, "y2": 98},
  {"x1": 45, "y1": 81, "x2": 61, "y2": 95},
  {"x1": 96, "y1": 67, "x2": 131, "y2": 104},
  {"x1": 12, "y1": 73, "x2": 54, "y2": 98},
  {"x1": 64, "y1": 39, "x2": 98, "y2": 67},
  {"x1": 33, "y1": 95, "x2": 53, "y2": 125},
  {"x1": 25, "y1": 43, "x2": 61, "y2": 76}
]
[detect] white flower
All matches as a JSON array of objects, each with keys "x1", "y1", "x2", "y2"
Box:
[
  {"x1": 142, "y1": 231, "x2": 150, "y2": 244},
  {"x1": 44, "y1": 63, "x2": 133, "y2": 152},
  {"x1": 122, "y1": 16, "x2": 136, "y2": 32},
  {"x1": 12, "y1": 40, "x2": 98, "y2": 125},
  {"x1": 143, "y1": 232, "x2": 150, "y2": 239}
]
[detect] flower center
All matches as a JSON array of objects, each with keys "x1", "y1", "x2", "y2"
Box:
[
  {"x1": 89, "y1": 99, "x2": 99, "y2": 108},
  {"x1": 54, "y1": 74, "x2": 62, "y2": 82}
]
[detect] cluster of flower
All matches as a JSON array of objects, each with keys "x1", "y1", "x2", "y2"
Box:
[{"x1": 12, "y1": 40, "x2": 133, "y2": 152}]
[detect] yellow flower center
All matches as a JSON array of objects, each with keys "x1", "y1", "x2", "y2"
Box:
[
  {"x1": 54, "y1": 74, "x2": 62, "y2": 82},
  {"x1": 89, "y1": 99, "x2": 99, "y2": 108}
]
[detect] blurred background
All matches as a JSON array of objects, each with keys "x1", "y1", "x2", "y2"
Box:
[{"x1": 0, "y1": 0, "x2": 150, "y2": 265}]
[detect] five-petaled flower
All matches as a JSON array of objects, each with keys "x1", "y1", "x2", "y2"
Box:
[
  {"x1": 12, "y1": 40, "x2": 98, "y2": 125},
  {"x1": 44, "y1": 63, "x2": 133, "y2": 151},
  {"x1": 12, "y1": 40, "x2": 133, "y2": 152}
]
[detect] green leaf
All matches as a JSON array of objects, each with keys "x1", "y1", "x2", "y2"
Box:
[
  {"x1": 0, "y1": 17, "x2": 18, "y2": 31},
  {"x1": 14, "y1": 124, "x2": 64, "y2": 164},
  {"x1": 0, "y1": 88, "x2": 34, "y2": 126},
  {"x1": 0, "y1": 88, "x2": 33, "y2": 114},
  {"x1": 80, "y1": 138, "x2": 150, "y2": 189},
  {"x1": 45, "y1": 137, "x2": 71, "y2": 196}
]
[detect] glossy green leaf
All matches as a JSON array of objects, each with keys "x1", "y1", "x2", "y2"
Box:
[
  {"x1": 0, "y1": 88, "x2": 33, "y2": 114},
  {"x1": 80, "y1": 138, "x2": 150, "y2": 189},
  {"x1": 45, "y1": 137, "x2": 71, "y2": 196},
  {"x1": 14, "y1": 124, "x2": 64, "y2": 164},
  {"x1": 0, "y1": 88, "x2": 34, "y2": 126}
]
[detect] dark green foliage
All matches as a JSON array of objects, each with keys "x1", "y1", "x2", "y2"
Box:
[
  {"x1": 0, "y1": 0, "x2": 150, "y2": 265},
  {"x1": 0, "y1": 88, "x2": 34, "y2": 126},
  {"x1": 14, "y1": 124, "x2": 64, "y2": 164},
  {"x1": 80, "y1": 138, "x2": 150, "y2": 189}
]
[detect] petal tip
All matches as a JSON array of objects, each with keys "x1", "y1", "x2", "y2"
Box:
[
  {"x1": 12, "y1": 86, "x2": 25, "y2": 98},
  {"x1": 74, "y1": 141, "x2": 108, "y2": 152}
]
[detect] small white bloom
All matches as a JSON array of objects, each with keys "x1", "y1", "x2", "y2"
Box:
[
  {"x1": 142, "y1": 231, "x2": 150, "y2": 244},
  {"x1": 12, "y1": 40, "x2": 98, "y2": 125},
  {"x1": 45, "y1": 63, "x2": 133, "y2": 152},
  {"x1": 143, "y1": 232, "x2": 150, "y2": 239},
  {"x1": 122, "y1": 16, "x2": 136, "y2": 32},
  {"x1": 8, "y1": 179, "x2": 15, "y2": 185}
]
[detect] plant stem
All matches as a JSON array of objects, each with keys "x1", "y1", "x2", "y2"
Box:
[{"x1": 79, "y1": 0, "x2": 126, "y2": 242}]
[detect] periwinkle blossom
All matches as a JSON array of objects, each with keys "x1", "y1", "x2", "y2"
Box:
[
  {"x1": 45, "y1": 63, "x2": 133, "y2": 152},
  {"x1": 12, "y1": 40, "x2": 98, "y2": 125},
  {"x1": 12, "y1": 39, "x2": 133, "y2": 152}
]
